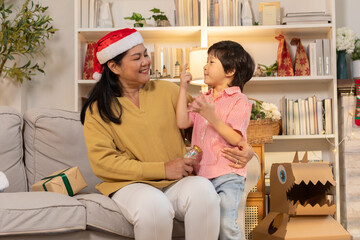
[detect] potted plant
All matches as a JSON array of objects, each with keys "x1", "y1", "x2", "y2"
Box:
[
  {"x1": 0, "y1": 0, "x2": 57, "y2": 83},
  {"x1": 124, "y1": 12, "x2": 149, "y2": 27},
  {"x1": 247, "y1": 98, "x2": 282, "y2": 143},
  {"x1": 149, "y1": 8, "x2": 170, "y2": 27},
  {"x1": 351, "y1": 38, "x2": 360, "y2": 78},
  {"x1": 336, "y1": 27, "x2": 357, "y2": 79},
  {"x1": 259, "y1": 62, "x2": 278, "y2": 76}
]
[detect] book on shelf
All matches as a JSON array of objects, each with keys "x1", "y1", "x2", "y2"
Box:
[
  {"x1": 81, "y1": 0, "x2": 89, "y2": 28},
  {"x1": 308, "y1": 38, "x2": 331, "y2": 77},
  {"x1": 175, "y1": 0, "x2": 199, "y2": 26},
  {"x1": 308, "y1": 41, "x2": 317, "y2": 76},
  {"x1": 324, "y1": 98, "x2": 333, "y2": 134},
  {"x1": 293, "y1": 101, "x2": 300, "y2": 135},
  {"x1": 282, "y1": 12, "x2": 331, "y2": 25},
  {"x1": 304, "y1": 99, "x2": 310, "y2": 135},
  {"x1": 214, "y1": 2, "x2": 220, "y2": 26},
  {"x1": 315, "y1": 39, "x2": 324, "y2": 76},
  {"x1": 323, "y1": 39, "x2": 331, "y2": 76},
  {"x1": 80, "y1": 0, "x2": 99, "y2": 28},
  {"x1": 192, "y1": 0, "x2": 199, "y2": 26},
  {"x1": 307, "y1": 96, "x2": 315, "y2": 135},
  {"x1": 317, "y1": 100, "x2": 324, "y2": 134},
  {"x1": 299, "y1": 98, "x2": 307, "y2": 135},
  {"x1": 280, "y1": 96, "x2": 287, "y2": 135}
]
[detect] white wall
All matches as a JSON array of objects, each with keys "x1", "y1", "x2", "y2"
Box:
[
  {"x1": 26, "y1": 0, "x2": 75, "y2": 111},
  {"x1": 336, "y1": 0, "x2": 360, "y2": 35}
]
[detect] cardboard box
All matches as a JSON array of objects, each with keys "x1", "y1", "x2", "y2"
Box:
[
  {"x1": 253, "y1": 152, "x2": 351, "y2": 239},
  {"x1": 32, "y1": 166, "x2": 87, "y2": 196}
]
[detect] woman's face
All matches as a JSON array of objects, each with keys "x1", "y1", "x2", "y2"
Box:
[{"x1": 117, "y1": 44, "x2": 151, "y2": 88}]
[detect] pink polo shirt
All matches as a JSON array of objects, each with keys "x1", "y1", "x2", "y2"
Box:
[{"x1": 189, "y1": 86, "x2": 251, "y2": 179}]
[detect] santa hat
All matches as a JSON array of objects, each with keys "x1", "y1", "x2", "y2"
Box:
[{"x1": 93, "y1": 28, "x2": 144, "y2": 81}]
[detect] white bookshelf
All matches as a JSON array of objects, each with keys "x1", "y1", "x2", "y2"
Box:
[{"x1": 74, "y1": 0, "x2": 340, "y2": 222}]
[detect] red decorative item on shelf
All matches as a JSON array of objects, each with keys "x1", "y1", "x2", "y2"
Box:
[
  {"x1": 82, "y1": 42, "x2": 97, "y2": 80},
  {"x1": 291, "y1": 38, "x2": 310, "y2": 76},
  {"x1": 275, "y1": 34, "x2": 294, "y2": 77}
]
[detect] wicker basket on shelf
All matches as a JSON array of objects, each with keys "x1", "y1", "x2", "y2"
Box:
[{"x1": 246, "y1": 98, "x2": 282, "y2": 144}]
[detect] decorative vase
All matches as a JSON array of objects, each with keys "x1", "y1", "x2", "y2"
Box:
[
  {"x1": 337, "y1": 50, "x2": 348, "y2": 79},
  {"x1": 156, "y1": 19, "x2": 170, "y2": 27},
  {"x1": 351, "y1": 59, "x2": 360, "y2": 78}
]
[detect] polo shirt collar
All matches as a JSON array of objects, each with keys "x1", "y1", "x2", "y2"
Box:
[{"x1": 205, "y1": 86, "x2": 241, "y2": 96}]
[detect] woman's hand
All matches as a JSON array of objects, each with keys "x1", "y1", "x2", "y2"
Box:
[
  {"x1": 222, "y1": 142, "x2": 254, "y2": 169},
  {"x1": 164, "y1": 157, "x2": 196, "y2": 180}
]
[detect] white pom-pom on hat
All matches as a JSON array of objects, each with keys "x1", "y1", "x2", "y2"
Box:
[{"x1": 92, "y1": 28, "x2": 144, "y2": 81}]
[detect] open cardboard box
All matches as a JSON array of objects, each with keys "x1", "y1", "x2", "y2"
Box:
[{"x1": 253, "y1": 152, "x2": 351, "y2": 239}]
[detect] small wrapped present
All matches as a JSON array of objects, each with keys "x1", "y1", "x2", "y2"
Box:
[
  {"x1": 32, "y1": 167, "x2": 87, "y2": 196},
  {"x1": 275, "y1": 34, "x2": 294, "y2": 77}
]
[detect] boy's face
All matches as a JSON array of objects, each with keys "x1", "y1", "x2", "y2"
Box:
[{"x1": 203, "y1": 52, "x2": 232, "y2": 88}]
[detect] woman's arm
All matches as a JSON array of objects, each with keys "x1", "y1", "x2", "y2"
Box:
[{"x1": 176, "y1": 64, "x2": 193, "y2": 129}]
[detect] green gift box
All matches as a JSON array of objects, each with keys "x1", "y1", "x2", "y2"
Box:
[{"x1": 32, "y1": 166, "x2": 87, "y2": 196}]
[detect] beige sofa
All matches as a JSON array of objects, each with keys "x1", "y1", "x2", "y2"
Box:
[{"x1": 0, "y1": 106, "x2": 260, "y2": 240}]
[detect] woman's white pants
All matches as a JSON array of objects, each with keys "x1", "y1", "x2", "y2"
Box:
[{"x1": 111, "y1": 176, "x2": 220, "y2": 240}]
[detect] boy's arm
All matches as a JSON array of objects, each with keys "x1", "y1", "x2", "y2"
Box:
[{"x1": 176, "y1": 64, "x2": 193, "y2": 129}]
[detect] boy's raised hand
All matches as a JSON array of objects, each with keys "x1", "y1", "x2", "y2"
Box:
[
  {"x1": 180, "y1": 63, "x2": 192, "y2": 89},
  {"x1": 189, "y1": 91, "x2": 217, "y2": 123}
]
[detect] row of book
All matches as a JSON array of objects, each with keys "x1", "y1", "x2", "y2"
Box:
[
  {"x1": 307, "y1": 39, "x2": 331, "y2": 76},
  {"x1": 80, "y1": 0, "x2": 100, "y2": 28},
  {"x1": 174, "y1": 0, "x2": 200, "y2": 26},
  {"x1": 280, "y1": 96, "x2": 333, "y2": 136},
  {"x1": 207, "y1": 0, "x2": 243, "y2": 26}
]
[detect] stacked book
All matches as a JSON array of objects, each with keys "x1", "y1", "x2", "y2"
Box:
[{"x1": 282, "y1": 12, "x2": 331, "y2": 25}]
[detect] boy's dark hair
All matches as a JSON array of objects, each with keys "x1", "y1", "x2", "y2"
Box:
[{"x1": 208, "y1": 40, "x2": 255, "y2": 91}]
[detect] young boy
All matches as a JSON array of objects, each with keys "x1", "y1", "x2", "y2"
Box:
[{"x1": 176, "y1": 40, "x2": 255, "y2": 240}]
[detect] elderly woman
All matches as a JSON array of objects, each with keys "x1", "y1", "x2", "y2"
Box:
[{"x1": 80, "y1": 28, "x2": 254, "y2": 240}]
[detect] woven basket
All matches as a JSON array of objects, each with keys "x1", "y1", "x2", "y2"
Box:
[{"x1": 247, "y1": 98, "x2": 282, "y2": 144}]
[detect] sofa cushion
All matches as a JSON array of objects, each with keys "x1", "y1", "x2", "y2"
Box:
[
  {"x1": 0, "y1": 192, "x2": 86, "y2": 235},
  {"x1": 0, "y1": 106, "x2": 27, "y2": 192},
  {"x1": 74, "y1": 193, "x2": 135, "y2": 238},
  {"x1": 23, "y1": 108, "x2": 102, "y2": 193}
]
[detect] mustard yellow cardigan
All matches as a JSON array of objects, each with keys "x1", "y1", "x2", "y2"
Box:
[{"x1": 84, "y1": 80, "x2": 187, "y2": 196}]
